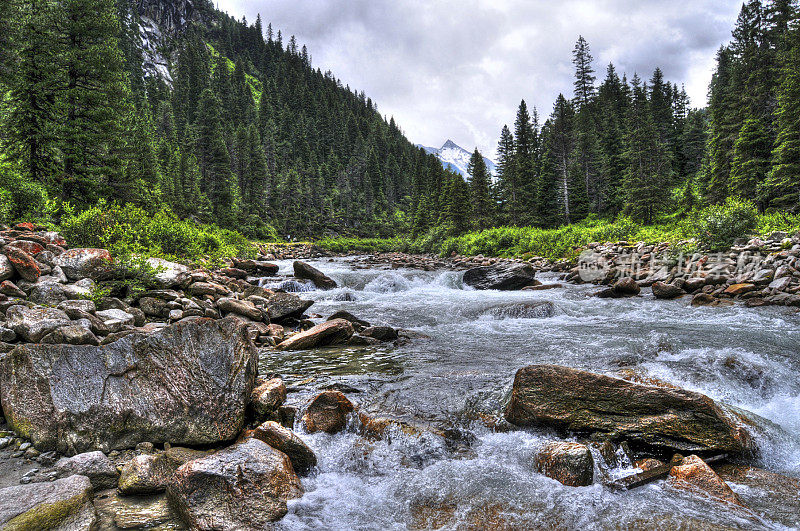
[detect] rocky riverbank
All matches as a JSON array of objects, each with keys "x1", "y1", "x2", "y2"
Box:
[{"x1": 1, "y1": 223, "x2": 799, "y2": 528}]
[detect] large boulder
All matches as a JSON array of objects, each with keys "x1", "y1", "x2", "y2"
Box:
[
  {"x1": 0, "y1": 475, "x2": 97, "y2": 529},
  {"x1": 277, "y1": 319, "x2": 354, "y2": 350},
  {"x1": 5, "y1": 304, "x2": 73, "y2": 342},
  {"x1": 167, "y1": 438, "x2": 303, "y2": 530},
  {"x1": 0, "y1": 317, "x2": 258, "y2": 454},
  {"x1": 265, "y1": 292, "x2": 314, "y2": 322},
  {"x1": 505, "y1": 365, "x2": 754, "y2": 455},
  {"x1": 249, "y1": 420, "x2": 317, "y2": 475},
  {"x1": 293, "y1": 260, "x2": 337, "y2": 289},
  {"x1": 53, "y1": 248, "x2": 115, "y2": 280},
  {"x1": 301, "y1": 390, "x2": 354, "y2": 434},
  {"x1": 462, "y1": 263, "x2": 537, "y2": 290}
]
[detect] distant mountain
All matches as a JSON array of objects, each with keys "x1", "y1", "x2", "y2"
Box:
[{"x1": 418, "y1": 140, "x2": 497, "y2": 178}]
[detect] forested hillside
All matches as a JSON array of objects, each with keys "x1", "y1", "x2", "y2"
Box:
[
  {"x1": 0, "y1": 0, "x2": 797, "y2": 247},
  {"x1": 0, "y1": 0, "x2": 464, "y2": 239}
]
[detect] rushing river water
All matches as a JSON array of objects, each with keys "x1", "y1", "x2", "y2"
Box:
[{"x1": 260, "y1": 258, "x2": 800, "y2": 530}]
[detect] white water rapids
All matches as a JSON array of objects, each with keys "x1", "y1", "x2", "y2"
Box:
[{"x1": 258, "y1": 258, "x2": 800, "y2": 530}]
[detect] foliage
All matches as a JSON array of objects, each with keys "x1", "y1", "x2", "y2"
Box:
[
  {"x1": 58, "y1": 200, "x2": 257, "y2": 263},
  {"x1": 0, "y1": 158, "x2": 52, "y2": 224},
  {"x1": 690, "y1": 197, "x2": 759, "y2": 250}
]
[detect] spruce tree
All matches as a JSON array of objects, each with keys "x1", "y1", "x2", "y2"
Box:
[
  {"x1": 467, "y1": 149, "x2": 493, "y2": 230},
  {"x1": 572, "y1": 36, "x2": 596, "y2": 110},
  {"x1": 545, "y1": 95, "x2": 576, "y2": 225},
  {"x1": 494, "y1": 125, "x2": 515, "y2": 224},
  {"x1": 596, "y1": 64, "x2": 629, "y2": 215},
  {"x1": 511, "y1": 100, "x2": 538, "y2": 225}
]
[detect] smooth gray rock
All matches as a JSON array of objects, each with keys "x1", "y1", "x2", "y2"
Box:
[
  {"x1": 54, "y1": 451, "x2": 119, "y2": 489},
  {"x1": 462, "y1": 263, "x2": 538, "y2": 290},
  {"x1": 0, "y1": 317, "x2": 258, "y2": 454},
  {"x1": 0, "y1": 475, "x2": 97, "y2": 529},
  {"x1": 5, "y1": 305, "x2": 72, "y2": 342}
]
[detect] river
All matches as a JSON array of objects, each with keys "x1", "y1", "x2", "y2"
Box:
[{"x1": 259, "y1": 258, "x2": 800, "y2": 530}]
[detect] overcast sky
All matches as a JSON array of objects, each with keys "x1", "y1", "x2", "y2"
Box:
[{"x1": 217, "y1": 0, "x2": 743, "y2": 158}]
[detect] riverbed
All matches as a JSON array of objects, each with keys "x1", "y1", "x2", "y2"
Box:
[{"x1": 261, "y1": 258, "x2": 800, "y2": 530}]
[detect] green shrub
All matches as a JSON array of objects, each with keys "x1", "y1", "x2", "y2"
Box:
[
  {"x1": 690, "y1": 197, "x2": 759, "y2": 250},
  {"x1": 757, "y1": 210, "x2": 800, "y2": 237},
  {"x1": 0, "y1": 159, "x2": 51, "y2": 224}
]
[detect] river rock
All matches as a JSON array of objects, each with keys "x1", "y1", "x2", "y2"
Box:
[
  {"x1": 5, "y1": 239, "x2": 44, "y2": 255},
  {"x1": 691, "y1": 293, "x2": 717, "y2": 306},
  {"x1": 613, "y1": 277, "x2": 641, "y2": 296},
  {"x1": 483, "y1": 302, "x2": 555, "y2": 319},
  {"x1": 5, "y1": 304, "x2": 72, "y2": 342},
  {"x1": 54, "y1": 451, "x2": 119, "y2": 489},
  {"x1": 265, "y1": 291, "x2": 314, "y2": 322},
  {"x1": 462, "y1": 263, "x2": 538, "y2": 290},
  {"x1": 53, "y1": 248, "x2": 114, "y2": 280},
  {"x1": 4, "y1": 247, "x2": 40, "y2": 282},
  {"x1": 302, "y1": 390, "x2": 355, "y2": 434},
  {"x1": 278, "y1": 318, "x2": 354, "y2": 350},
  {"x1": 504, "y1": 365, "x2": 753, "y2": 455},
  {"x1": 723, "y1": 283, "x2": 757, "y2": 296},
  {"x1": 0, "y1": 317, "x2": 258, "y2": 454},
  {"x1": 249, "y1": 420, "x2": 317, "y2": 475},
  {"x1": 667, "y1": 455, "x2": 743, "y2": 506},
  {"x1": 293, "y1": 260, "x2": 337, "y2": 289},
  {"x1": 118, "y1": 454, "x2": 174, "y2": 495},
  {"x1": 40, "y1": 323, "x2": 100, "y2": 346},
  {"x1": 167, "y1": 438, "x2": 303, "y2": 530},
  {"x1": 361, "y1": 325, "x2": 398, "y2": 341},
  {"x1": 327, "y1": 309, "x2": 370, "y2": 330},
  {"x1": 0, "y1": 254, "x2": 13, "y2": 281},
  {"x1": 28, "y1": 281, "x2": 69, "y2": 305},
  {"x1": 0, "y1": 475, "x2": 96, "y2": 529},
  {"x1": 251, "y1": 378, "x2": 287, "y2": 416},
  {"x1": 0, "y1": 280, "x2": 26, "y2": 298},
  {"x1": 651, "y1": 281, "x2": 685, "y2": 299},
  {"x1": 534, "y1": 441, "x2": 594, "y2": 487},
  {"x1": 715, "y1": 464, "x2": 800, "y2": 527},
  {"x1": 147, "y1": 257, "x2": 190, "y2": 288},
  {"x1": 217, "y1": 297, "x2": 264, "y2": 321}
]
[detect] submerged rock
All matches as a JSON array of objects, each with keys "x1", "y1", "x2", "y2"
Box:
[
  {"x1": 278, "y1": 318, "x2": 354, "y2": 350},
  {"x1": 0, "y1": 317, "x2": 258, "y2": 454},
  {"x1": 534, "y1": 441, "x2": 594, "y2": 487},
  {"x1": 167, "y1": 438, "x2": 303, "y2": 530},
  {"x1": 505, "y1": 365, "x2": 754, "y2": 455},
  {"x1": 0, "y1": 475, "x2": 97, "y2": 529},
  {"x1": 302, "y1": 390, "x2": 355, "y2": 434},
  {"x1": 482, "y1": 301, "x2": 555, "y2": 319},
  {"x1": 667, "y1": 455, "x2": 744, "y2": 507},
  {"x1": 462, "y1": 263, "x2": 538, "y2": 290},
  {"x1": 293, "y1": 260, "x2": 337, "y2": 289}
]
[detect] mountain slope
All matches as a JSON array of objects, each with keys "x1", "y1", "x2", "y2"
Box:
[{"x1": 418, "y1": 140, "x2": 497, "y2": 178}]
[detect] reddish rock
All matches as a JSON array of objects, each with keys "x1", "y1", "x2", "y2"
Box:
[
  {"x1": 249, "y1": 421, "x2": 317, "y2": 474},
  {"x1": 668, "y1": 455, "x2": 744, "y2": 506},
  {"x1": 53, "y1": 248, "x2": 114, "y2": 280},
  {"x1": 302, "y1": 390, "x2": 354, "y2": 434},
  {"x1": 218, "y1": 267, "x2": 248, "y2": 279},
  {"x1": 251, "y1": 378, "x2": 287, "y2": 416},
  {"x1": 4, "y1": 247, "x2": 40, "y2": 282},
  {"x1": 4, "y1": 240, "x2": 44, "y2": 255},
  {"x1": 723, "y1": 283, "x2": 757, "y2": 296}
]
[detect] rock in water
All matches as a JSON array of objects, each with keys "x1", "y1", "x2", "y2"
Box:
[
  {"x1": 534, "y1": 441, "x2": 594, "y2": 487},
  {"x1": 167, "y1": 438, "x2": 303, "y2": 530},
  {"x1": 651, "y1": 281, "x2": 686, "y2": 299},
  {"x1": 504, "y1": 365, "x2": 754, "y2": 455},
  {"x1": 462, "y1": 263, "x2": 538, "y2": 290},
  {"x1": 0, "y1": 317, "x2": 257, "y2": 454},
  {"x1": 265, "y1": 292, "x2": 314, "y2": 322},
  {"x1": 302, "y1": 390, "x2": 355, "y2": 434},
  {"x1": 667, "y1": 455, "x2": 744, "y2": 506},
  {"x1": 250, "y1": 378, "x2": 287, "y2": 416},
  {"x1": 248, "y1": 420, "x2": 317, "y2": 475},
  {"x1": 0, "y1": 475, "x2": 97, "y2": 529},
  {"x1": 277, "y1": 319, "x2": 354, "y2": 350},
  {"x1": 293, "y1": 260, "x2": 337, "y2": 289}
]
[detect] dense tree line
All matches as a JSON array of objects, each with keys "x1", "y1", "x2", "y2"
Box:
[{"x1": 0, "y1": 0, "x2": 460, "y2": 238}]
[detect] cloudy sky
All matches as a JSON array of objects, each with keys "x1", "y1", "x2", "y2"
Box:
[{"x1": 217, "y1": 0, "x2": 743, "y2": 158}]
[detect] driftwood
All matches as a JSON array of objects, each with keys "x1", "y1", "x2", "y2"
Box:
[{"x1": 606, "y1": 454, "x2": 728, "y2": 491}]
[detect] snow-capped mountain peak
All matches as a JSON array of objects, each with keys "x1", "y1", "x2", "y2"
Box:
[{"x1": 417, "y1": 140, "x2": 497, "y2": 178}]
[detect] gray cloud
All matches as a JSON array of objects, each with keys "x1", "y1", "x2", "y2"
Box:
[{"x1": 217, "y1": 0, "x2": 742, "y2": 158}]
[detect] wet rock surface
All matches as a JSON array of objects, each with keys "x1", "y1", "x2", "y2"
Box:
[
  {"x1": 462, "y1": 262, "x2": 538, "y2": 290},
  {"x1": 534, "y1": 441, "x2": 594, "y2": 486},
  {"x1": 0, "y1": 474, "x2": 97, "y2": 529}
]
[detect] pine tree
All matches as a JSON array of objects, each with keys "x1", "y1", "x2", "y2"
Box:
[
  {"x1": 59, "y1": 0, "x2": 131, "y2": 202},
  {"x1": 443, "y1": 175, "x2": 472, "y2": 236},
  {"x1": 704, "y1": 47, "x2": 738, "y2": 203},
  {"x1": 494, "y1": 125, "x2": 515, "y2": 224},
  {"x1": 510, "y1": 100, "x2": 538, "y2": 225},
  {"x1": 624, "y1": 75, "x2": 672, "y2": 223},
  {"x1": 596, "y1": 64, "x2": 628, "y2": 215},
  {"x1": 467, "y1": 149, "x2": 493, "y2": 230},
  {"x1": 544, "y1": 95, "x2": 575, "y2": 225},
  {"x1": 572, "y1": 36, "x2": 596, "y2": 110},
  {"x1": 762, "y1": 20, "x2": 800, "y2": 210},
  {"x1": 2, "y1": 0, "x2": 62, "y2": 187}
]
